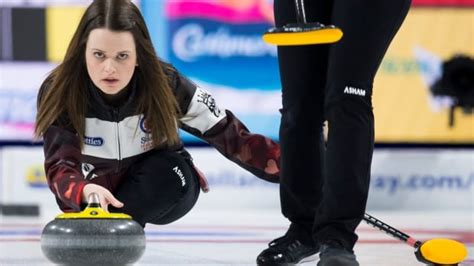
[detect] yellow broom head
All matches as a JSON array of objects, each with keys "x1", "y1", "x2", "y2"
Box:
[
  {"x1": 419, "y1": 238, "x2": 468, "y2": 265},
  {"x1": 263, "y1": 23, "x2": 343, "y2": 46}
]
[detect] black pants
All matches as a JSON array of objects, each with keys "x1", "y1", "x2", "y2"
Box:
[
  {"x1": 275, "y1": 0, "x2": 411, "y2": 250},
  {"x1": 110, "y1": 150, "x2": 200, "y2": 227}
]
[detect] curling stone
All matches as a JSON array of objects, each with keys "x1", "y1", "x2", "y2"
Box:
[{"x1": 41, "y1": 193, "x2": 146, "y2": 265}]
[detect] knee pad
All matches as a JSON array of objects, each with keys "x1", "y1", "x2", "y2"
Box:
[{"x1": 324, "y1": 83, "x2": 373, "y2": 124}]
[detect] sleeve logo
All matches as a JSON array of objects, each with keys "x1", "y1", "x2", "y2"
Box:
[{"x1": 197, "y1": 90, "x2": 221, "y2": 117}]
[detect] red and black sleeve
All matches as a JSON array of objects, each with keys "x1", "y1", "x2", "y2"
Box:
[{"x1": 43, "y1": 125, "x2": 88, "y2": 212}]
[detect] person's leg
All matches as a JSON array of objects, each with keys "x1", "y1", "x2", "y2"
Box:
[
  {"x1": 257, "y1": 0, "x2": 331, "y2": 265},
  {"x1": 110, "y1": 149, "x2": 200, "y2": 227},
  {"x1": 278, "y1": 0, "x2": 330, "y2": 232},
  {"x1": 314, "y1": 0, "x2": 411, "y2": 264}
]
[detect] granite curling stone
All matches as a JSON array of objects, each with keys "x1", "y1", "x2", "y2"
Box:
[{"x1": 41, "y1": 193, "x2": 146, "y2": 265}]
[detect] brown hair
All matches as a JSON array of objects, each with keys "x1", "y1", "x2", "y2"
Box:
[{"x1": 35, "y1": 0, "x2": 180, "y2": 148}]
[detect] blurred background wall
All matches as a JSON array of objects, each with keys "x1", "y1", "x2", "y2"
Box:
[{"x1": 0, "y1": 0, "x2": 472, "y2": 215}]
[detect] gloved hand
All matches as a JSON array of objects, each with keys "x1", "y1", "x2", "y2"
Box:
[{"x1": 236, "y1": 134, "x2": 280, "y2": 175}]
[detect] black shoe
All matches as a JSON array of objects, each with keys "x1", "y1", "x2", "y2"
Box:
[
  {"x1": 317, "y1": 240, "x2": 359, "y2": 266},
  {"x1": 256, "y1": 234, "x2": 319, "y2": 266}
]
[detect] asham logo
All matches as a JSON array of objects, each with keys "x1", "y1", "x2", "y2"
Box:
[
  {"x1": 84, "y1": 136, "x2": 104, "y2": 146},
  {"x1": 343, "y1": 86, "x2": 366, "y2": 97},
  {"x1": 173, "y1": 166, "x2": 186, "y2": 187},
  {"x1": 172, "y1": 24, "x2": 276, "y2": 62}
]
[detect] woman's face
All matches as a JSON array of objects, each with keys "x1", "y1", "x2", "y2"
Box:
[{"x1": 85, "y1": 28, "x2": 137, "y2": 94}]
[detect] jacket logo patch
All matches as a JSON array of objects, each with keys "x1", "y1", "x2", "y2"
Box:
[
  {"x1": 81, "y1": 163, "x2": 98, "y2": 181},
  {"x1": 140, "y1": 116, "x2": 153, "y2": 150},
  {"x1": 140, "y1": 117, "x2": 151, "y2": 133},
  {"x1": 197, "y1": 90, "x2": 221, "y2": 117},
  {"x1": 84, "y1": 136, "x2": 104, "y2": 146}
]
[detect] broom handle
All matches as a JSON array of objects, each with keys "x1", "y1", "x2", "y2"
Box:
[
  {"x1": 363, "y1": 213, "x2": 422, "y2": 248},
  {"x1": 295, "y1": 0, "x2": 307, "y2": 24}
]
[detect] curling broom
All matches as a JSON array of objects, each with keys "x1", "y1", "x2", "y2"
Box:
[{"x1": 263, "y1": 0, "x2": 343, "y2": 46}]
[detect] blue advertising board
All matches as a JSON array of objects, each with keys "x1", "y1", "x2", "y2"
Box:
[{"x1": 142, "y1": 0, "x2": 281, "y2": 142}]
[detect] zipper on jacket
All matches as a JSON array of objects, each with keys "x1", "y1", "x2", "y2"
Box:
[{"x1": 113, "y1": 109, "x2": 122, "y2": 172}]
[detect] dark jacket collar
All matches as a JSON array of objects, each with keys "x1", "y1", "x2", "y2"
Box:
[
  {"x1": 87, "y1": 74, "x2": 138, "y2": 111},
  {"x1": 86, "y1": 74, "x2": 139, "y2": 121}
]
